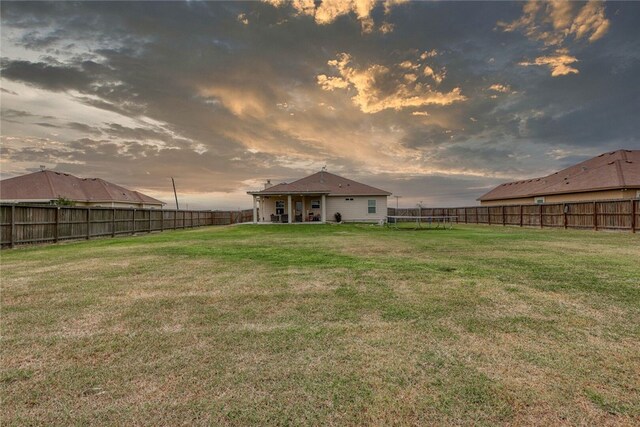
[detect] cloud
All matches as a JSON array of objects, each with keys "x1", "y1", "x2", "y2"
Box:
[
  {"x1": 237, "y1": 13, "x2": 249, "y2": 25},
  {"x1": 488, "y1": 84, "x2": 511, "y2": 93},
  {"x1": 571, "y1": 0, "x2": 610, "y2": 42},
  {"x1": 499, "y1": 0, "x2": 610, "y2": 46},
  {"x1": 317, "y1": 53, "x2": 466, "y2": 114},
  {"x1": 519, "y1": 49, "x2": 579, "y2": 77},
  {"x1": 263, "y1": 0, "x2": 407, "y2": 33},
  {"x1": 499, "y1": 0, "x2": 610, "y2": 76},
  {"x1": 0, "y1": 60, "x2": 95, "y2": 92}
]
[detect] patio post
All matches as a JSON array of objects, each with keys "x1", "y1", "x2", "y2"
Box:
[
  {"x1": 321, "y1": 194, "x2": 327, "y2": 223},
  {"x1": 287, "y1": 195, "x2": 292, "y2": 223},
  {"x1": 252, "y1": 195, "x2": 258, "y2": 223}
]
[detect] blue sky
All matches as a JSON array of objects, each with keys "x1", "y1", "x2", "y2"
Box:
[{"x1": 1, "y1": 1, "x2": 639, "y2": 208}]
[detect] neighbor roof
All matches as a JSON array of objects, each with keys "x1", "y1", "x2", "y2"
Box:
[
  {"x1": 248, "y1": 171, "x2": 391, "y2": 196},
  {"x1": 0, "y1": 170, "x2": 165, "y2": 205},
  {"x1": 478, "y1": 149, "x2": 640, "y2": 201}
]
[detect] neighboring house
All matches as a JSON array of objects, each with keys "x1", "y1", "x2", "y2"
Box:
[
  {"x1": 247, "y1": 170, "x2": 391, "y2": 223},
  {"x1": 478, "y1": 149, "x2": 640, "y2": 206},
  {"x1": 0, "y1": 170, "x2": 165, "y2": 208}
]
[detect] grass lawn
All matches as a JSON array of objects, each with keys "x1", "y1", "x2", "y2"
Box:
[{"x1": 1, "y1": 224, "x2": 639, "y2": 426}]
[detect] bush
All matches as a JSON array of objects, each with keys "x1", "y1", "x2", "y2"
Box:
[{"x1": 334, "y1": 212, "x2": 342, "y2": 223}]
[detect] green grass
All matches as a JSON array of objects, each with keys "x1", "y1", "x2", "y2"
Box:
[{"x1": 1, "y1": 224, "x2": 639, "y2": 425}]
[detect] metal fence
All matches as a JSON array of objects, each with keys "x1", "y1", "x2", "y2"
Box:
[
  {"x1": 0, "y1": 204, "x2": 254, "y2": 248},
  {"x1": 388, "y1": 199, "x2": 639, "y2": 233}
]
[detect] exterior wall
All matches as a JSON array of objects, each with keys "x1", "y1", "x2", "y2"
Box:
[
  {"x1": 326, "y1": 195, "x2": 388, "y2": 222},
  {"x1": 260, "y1": 196, "x2": 288, "y2": 222},
  {"x1": 480, "y1": 189, "x2": 634, "y2": 206}
]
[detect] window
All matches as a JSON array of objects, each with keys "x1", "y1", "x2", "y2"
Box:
[
  {"x1": 368, "y1": 199, "x2": 376, "y2": 214},
  {"x1": 636, "y1": 190, "x2": 640, "y2": 199},
  {"x1": 311, "y1": 200, "x2": 320, "y2": 209},
  {"x1": 534, "y1": 197, "x2": 545, "y2": 204},
  {"x1": 275, "y1": 200, "x2": 285, "y2": 215}
]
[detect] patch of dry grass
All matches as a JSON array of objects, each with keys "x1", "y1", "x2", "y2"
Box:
[{"x1": 1, "y1": 224, "x2": 639, "y2": 425}]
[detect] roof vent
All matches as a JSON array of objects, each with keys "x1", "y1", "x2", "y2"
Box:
[
  {"x1": 581, "y1": 166, "x2": 587, "y2": 171},
  {"x1": 607, "y1": 161, "x2": 615, "y2": 165}
]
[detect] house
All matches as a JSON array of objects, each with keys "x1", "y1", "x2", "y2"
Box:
[
  {"x1": 478, "y1": 149, "x2": 640, "y2": 206},
  {"x1": 0, "y1": 170, "x2": 165, "y2": 208},
  {"x1": 247, "y1": 170, "x2": 391, "y2": 223}
]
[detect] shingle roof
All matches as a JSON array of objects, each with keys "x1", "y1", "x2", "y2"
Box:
[
  {"x1": 0, "y1": 170, "x2": 165, "y2": 205},
  {"x1": 249, "y1": 171, "x2": 391, "y2": 196},
  {"x1": 478, "y1": 149, "x2": 640, "y2": 201}
]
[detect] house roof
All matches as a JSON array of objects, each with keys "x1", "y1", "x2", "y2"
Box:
[
  {"x1": 478, "y1": 149, "x2": 640, "y2": 201},
  {"x1": 0, "y1": 170, "x2": 165, "y2": 205},
  {"x1": 248, "y1": 171, "x2": 392, "y2": 196}
]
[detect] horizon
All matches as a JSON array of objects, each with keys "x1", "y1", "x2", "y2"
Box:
[{"x1": 2, "y1": 1, "x2": 639, "y2": 209}]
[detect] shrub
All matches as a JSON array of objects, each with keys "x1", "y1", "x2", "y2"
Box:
[{"x1": 334, "y1": 212, "x2": 342, "y2": 223}]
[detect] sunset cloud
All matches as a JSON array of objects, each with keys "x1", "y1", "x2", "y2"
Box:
[
  {"x1": 488, "y1": 84, "x2": 512, "y2": 93},
  {"x1": 0, "y1": 1, "x2": 635, "y2": 209},
  {"x1": 499, "y1": 0, "x2": 610, "y2": 76},
  {"x1": 519, "y1": 49, "x2": 579, "y2": 77},
  {"x1": 264, "y1": 0, "x2": 407, "y2": 33},
  {"x1": 317, "y1": 53, "x2": 466, "y2": 114}
]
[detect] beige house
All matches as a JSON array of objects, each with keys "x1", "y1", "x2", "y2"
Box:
[
  {"x1": 0, "y1": 170, "x2": 165, "y2": 208},
  {"x1": 247, "y1": 170, "x2": 391, "y2": 223},
  {"x1": 478, "y1": 149, "x2": 640, "y2": 206}
]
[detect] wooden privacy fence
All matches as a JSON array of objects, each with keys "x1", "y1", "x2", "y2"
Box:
[
  {"x1": 388, "y1": 199, "x2": 639, "y2": 233},
  {"x1": 0, "y1": 204, "x2": 254, "y2": 248}
]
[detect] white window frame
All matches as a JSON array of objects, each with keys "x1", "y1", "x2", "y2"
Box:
[
  {"x1": 368, "y1": 199, "x2": 377, "y2": 214},
  {"x1": 534, "y1": 197, "x2": 545, "y2": 204},
  {"x1": 311, "y1": 200, "x2": 320, "y2": 209},
  {"x1": 275, "y1": 200, "x2": 285, "y2": 215}
]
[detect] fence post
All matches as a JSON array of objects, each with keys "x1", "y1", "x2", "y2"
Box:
[
  {"x1": 539, "y1": 205, "x2": 543, "y2": 229},
  {"x1": 54, "y1": 207, "x2": 60, "y2": 243},
  {"x1": 112, "y1": 208, "x2": 116, "y2": 237},
  {"x1": 563, "y1": 204, "x2": 567, "y2": 229},
  {"x1": 520, "y1": 205, "x2": 523, "y2": 227},
  {"x1": 593, "y1": 202, "x2": 597, "y2": 231},
  {"x1": 476, "y1": 207, "x2": 479, "y2": 224},
  {"x1": 488, "y1": 207, "x2": 491, "y2": 225},
  {"x1": 86, "y1": 207, "x2": 91, "y2": 239},
  {"x1": 502, "y1": 205, "x2": 506, "y2": 226},
  {"x1": 132, "y1": 209, "x2": 136, "y2": 234},
  {"x1": 160, "y1": 209, "x2": 164, "y2": 232},
  {"x1": 10, "y1": 204, "x2": 16, "y2": 248},
  {"x1": 631, "y1": 199, "x2": 636, "y2": 234},
  {"x1": 148, "y1": 209, "x2": 152, "y2": 233}
]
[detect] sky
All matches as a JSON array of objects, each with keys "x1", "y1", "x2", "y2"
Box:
[{"x1": 1, "y1": 0, "x2": 639, "y2": 209}]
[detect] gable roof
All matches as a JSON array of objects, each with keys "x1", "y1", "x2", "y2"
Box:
[
  {"x1": 478, "y1": 149, "x2": 640, "y2": 201},
  {"x1": 0, "y1": 170, "x2": 165, "y2": 205},
  {"x1": 249, "y1": 171, "x2": 391, "y2": 196}
]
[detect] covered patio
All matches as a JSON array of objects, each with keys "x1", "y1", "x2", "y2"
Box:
[{"x1": 248, "y1": 192, "x2": 329, "y2": 224}]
